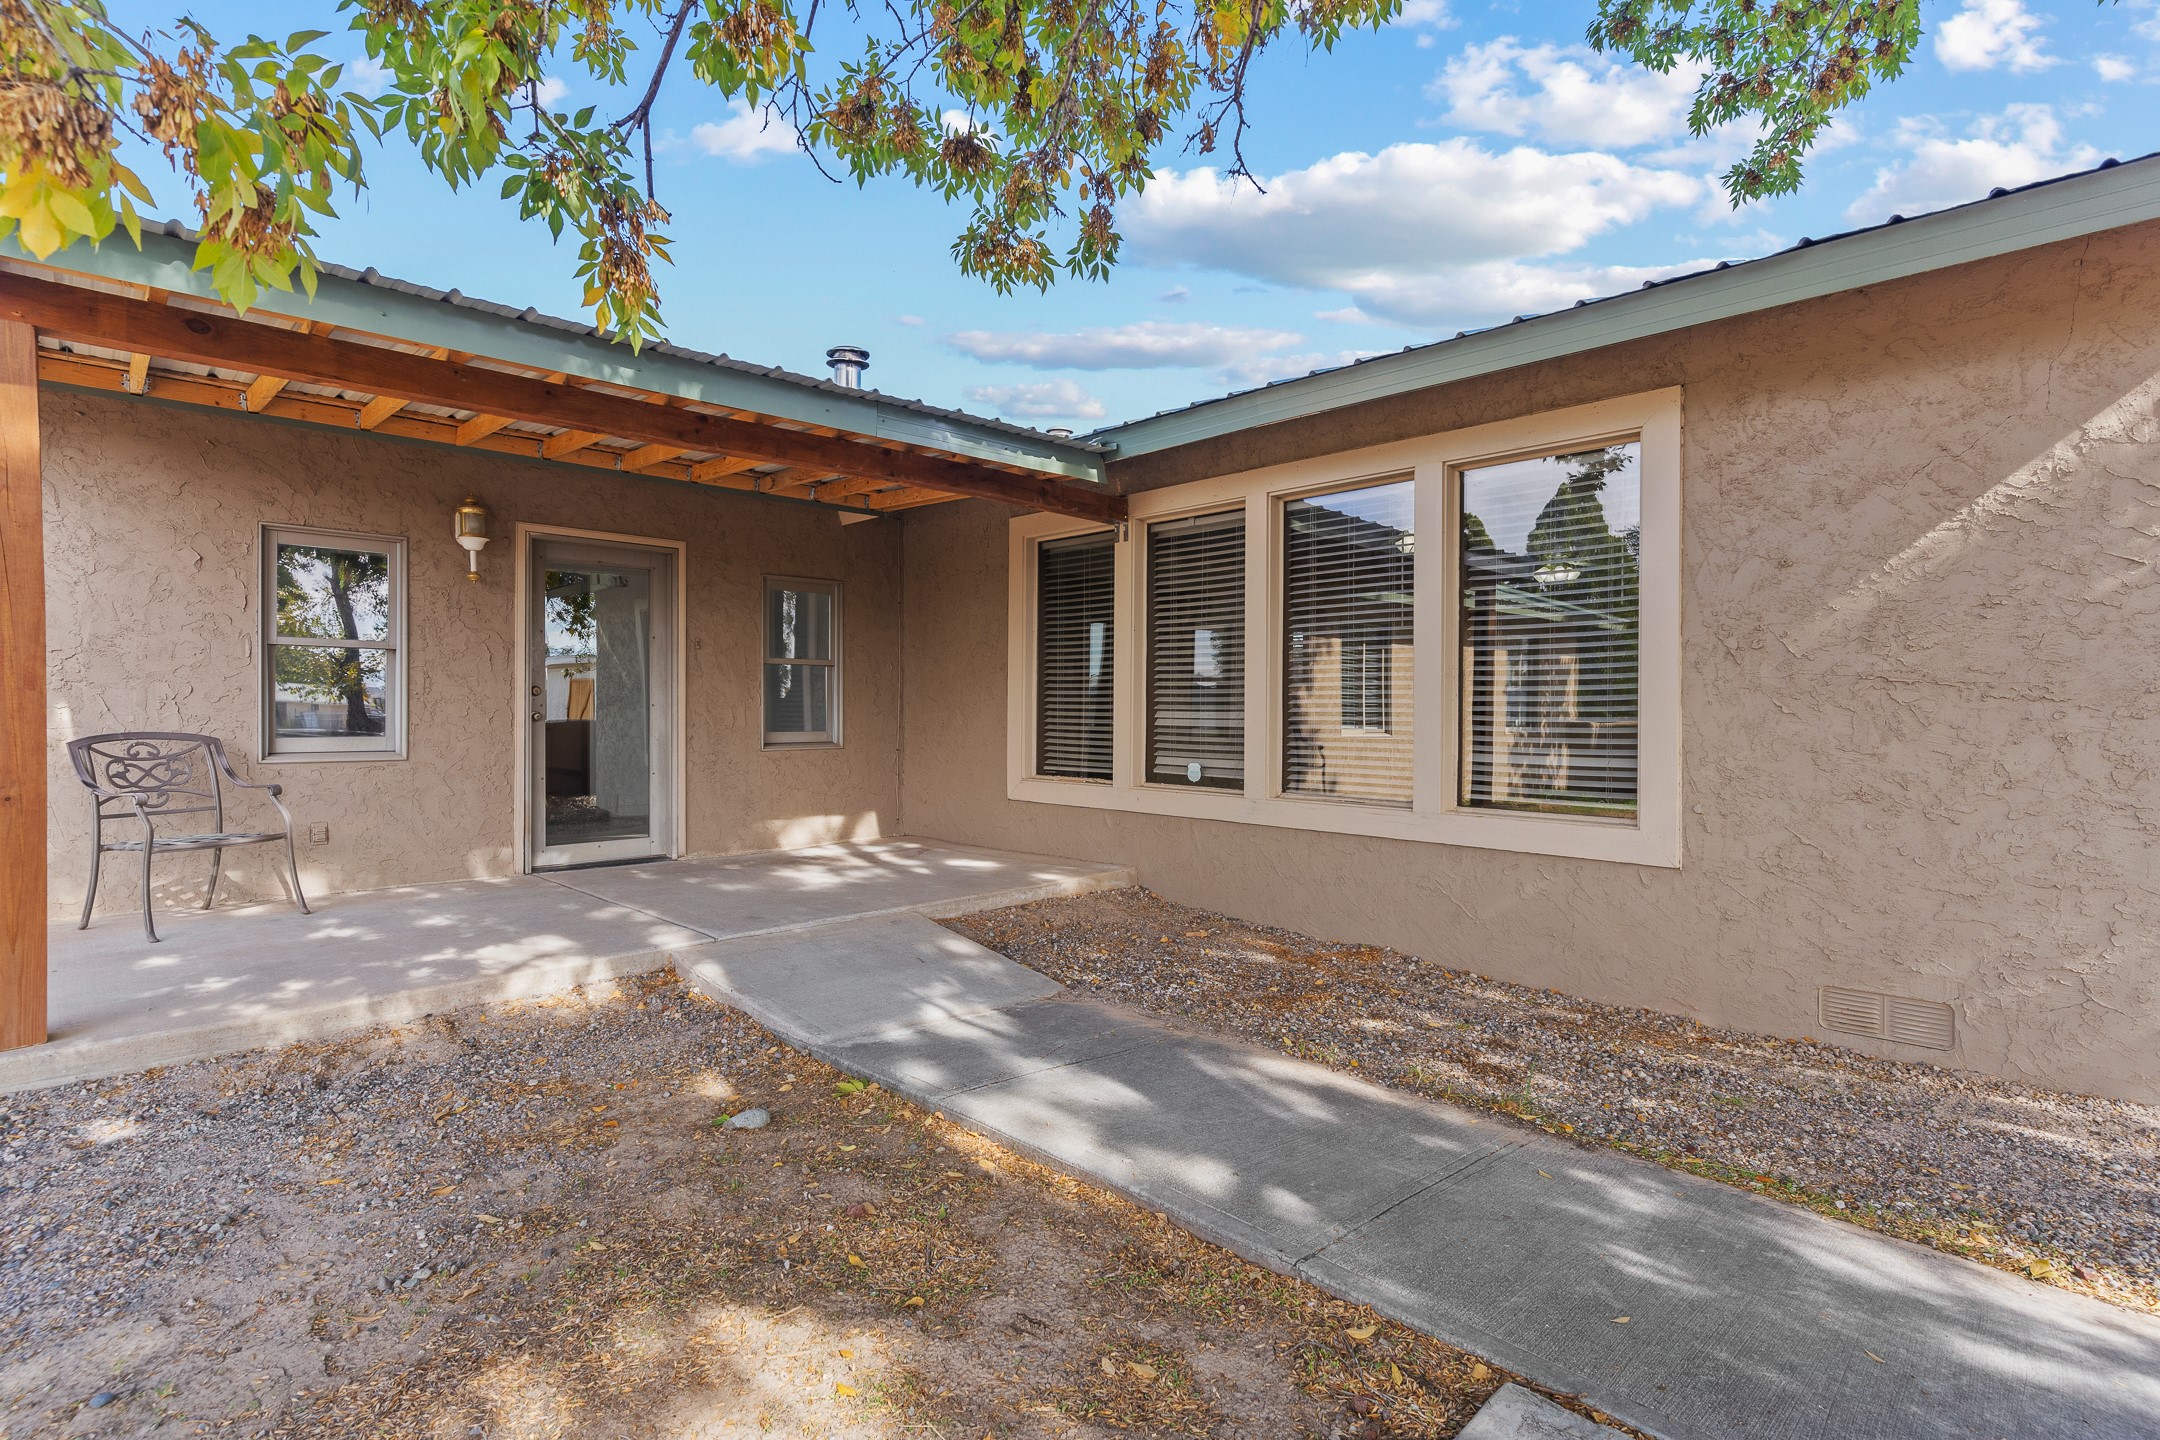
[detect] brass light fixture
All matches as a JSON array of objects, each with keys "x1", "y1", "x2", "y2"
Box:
[{"x1": 453, "y1": 496, "x2": 491, "y2": 581}]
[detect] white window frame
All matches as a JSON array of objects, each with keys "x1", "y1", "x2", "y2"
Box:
[
  {"x1": 762, "y1": 575, "x2": 842, "y2": 747},
  {"x1": 260, "y1": 524, "x2": 408, "y2": 762},
  {"x1": 1005, "y1": 388, "x2": 1682, "y2": 867}
]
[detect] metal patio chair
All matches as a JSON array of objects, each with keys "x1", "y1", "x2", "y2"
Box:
[{"x1": 67, "y1": 732, "x2": 311, "y2": 942}]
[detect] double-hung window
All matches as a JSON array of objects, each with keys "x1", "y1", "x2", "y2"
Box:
[
  {"x1": 1146, "y1": 512, "x2": 1244, "y2": 789},
  {"x1": 1283, "y1": 479, "x2": 1415, "y2": 806},
  {"x1": 263, "y1": 526, "x2": 406, "y2": 759},
  {"x1": 764, "y1": 578, "x2": 840, "y2": 745},
  {"x1": 1036, "y1": 531, "x2": 1116, "y2": 780},
  {"x1": 1007, "y1": 389, "x2": 1677, "y2": 866},
  {"x1": 1458, "y1": 443, "x2": 1641, "y2": 818}
]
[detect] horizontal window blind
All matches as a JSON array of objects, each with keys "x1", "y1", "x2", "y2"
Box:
[
  {"x1": 1147, "y1": 511, "x2": 1245, "y2": 789},
  {"x1": 1037, "y1": 531, "x2": 1116, "y2": 780},
  {"x1": 1283, "y1": 480, "x2": 1415, "y2": 806},
  {"x1": 1459, "y1": 443, "x2": 1641, "y2": 817}
]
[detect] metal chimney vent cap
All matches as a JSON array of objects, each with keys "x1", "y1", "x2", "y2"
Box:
[{"x1": 825, "y1": 345, "x2": 870, "y2": 388}]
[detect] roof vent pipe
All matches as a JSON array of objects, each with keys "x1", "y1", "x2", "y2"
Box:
[{"x1": 825, "y1": 345, "x2": 869, "y2": 388}]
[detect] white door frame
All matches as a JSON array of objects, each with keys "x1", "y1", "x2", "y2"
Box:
[{"x1": 512, "y1": 523, "x2": 689, "y2": 872}]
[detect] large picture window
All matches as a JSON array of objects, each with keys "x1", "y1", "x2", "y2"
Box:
[
  {"x1": 263, "y1": 526, "x2": 405, "y2": 759},
  {"x1": 764, "y1": 578, "x2": 840, "y2": 745},
  {"x1": 1146, "y1": 512, "x2": 1244, "y2": 789},
  {"x1": 1283, "y1": 479, "x2": 1415, "y2": 806},
  {"x1": 1036, "y1": 531, "x2": 1116, "y2": 780},
  {"x1": 1459, "y1": 444, "x2": 1641, "y2": 817},
  {"x1": 1005, "y1": 389, "x2": 1679, "y2": 866}
]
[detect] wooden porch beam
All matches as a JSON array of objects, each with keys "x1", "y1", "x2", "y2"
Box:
[
  {"x1": 689, "y1": 455, "x2": 759, "y2": 482},
  {"x1": 244, "y1": 373, "x2": 288, "y2": 411},
  {"x1": 0, "y1": 273, "x2": 1123, "y2": 523},
  {"x1": 619, "y1": 443, "x2": 685, "y2": 472},
  {"x1": 0, "y1": 319, "x2": 44, "y2": 1050},
  {"x1": 355, "y1": 394, "x2": 407, "y2": 430},
  {"x1": 125, "y1": 352, "x2": 149, "y2": 395}
]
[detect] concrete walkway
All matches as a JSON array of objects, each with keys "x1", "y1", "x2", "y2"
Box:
[
  {"x1": 684, "y1": 913, "x2": 2160, "y2": 1440},
  {"x1": 3, "y1": 839, "x2": 1131, "y2": 1093}
]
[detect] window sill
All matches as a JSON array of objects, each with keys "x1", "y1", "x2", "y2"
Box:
[
  {"x1": 261, "y1": 749, "x2": 407, "y2": 764},
  {"x1": 761, "y1": 739, "x2": 843, "y2": 752},
  {"x1": 1008, "y1": 774, "x2": 1677, "y2": 867}
]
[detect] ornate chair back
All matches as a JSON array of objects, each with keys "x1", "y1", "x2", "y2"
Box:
[{"x1": 66, "y1": 732, "x2": 226, "y2": 825}]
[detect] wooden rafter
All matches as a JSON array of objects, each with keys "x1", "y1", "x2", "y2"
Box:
[
  {"x1": 0, "y1": 272, "x2": 1123, "y2": 523},
  {"x1": 245, "y1": 373, "x2": 288, "y2": 411},
  {"x1": 542, "y1": 429, "x2": 604, "y2": 460},
  {"x1": 124, "y1": 352, "x2": 148, "y2": 395},
  {"x1": 619, "y1": 442, "x2": 685, "y2": 472},
  {"x1": 690, "y1": 455, "x2": 759, "y2": 482},
  {"x1": 455, "y1": 412, "x2": 512, "y2": 445}
]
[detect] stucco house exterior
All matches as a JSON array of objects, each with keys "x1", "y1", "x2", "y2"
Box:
[{"x1": 3, "y1": 154, "x2": 2158, "y2": 1104}]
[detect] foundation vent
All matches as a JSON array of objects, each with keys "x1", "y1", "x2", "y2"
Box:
[{"x1": 1818, "y1": 986, "x2": 1956, "y2": 1051}]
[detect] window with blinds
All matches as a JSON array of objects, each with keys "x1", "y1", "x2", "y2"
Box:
[
  {"x1": 1283, "y1": 479, "x2": 1415, "y2": 806},
  {"x1": 1036, "y1": 531, "x2": 1116, "y2": 780},
  {"x1": 1459, "y1": 442, "x2": 1640, "y2": 817},
  {"x1": 1146, "y1": 511, "x2": 1244, "y2": 789}
]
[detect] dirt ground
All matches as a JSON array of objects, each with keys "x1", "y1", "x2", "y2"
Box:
[
  {"x1": 0, "y1": 970, "x2": 1634, "y2": 1440},
  {"x1": 946, "y1": 887, "x2": 2160, "y2": 1314}
]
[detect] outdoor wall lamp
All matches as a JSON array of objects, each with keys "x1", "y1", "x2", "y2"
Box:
[{"x1": 454, "y1": 496, "x2": 491, "y2": 581}]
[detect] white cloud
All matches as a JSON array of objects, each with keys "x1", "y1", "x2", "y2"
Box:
[
  {"x1": 1315, "y1": 306, "x2": 1375, "y2": 324},
  {"x1": 345, "y1": 56, "x2": 392, "y2": 98},
  {"x1": 944, "y1": 321, "x2": 1305, "y2": 370},
  {"x1": 1158, "y1": 285, "x2": 1191, "y2": 303},
  {"x1": 2093, "y1": 53, "x2": 2139, "y2": 82},
  {"x1": 1219, "y1": 348, "x2": 1387, "y2": 389},
  {"x1": 963, "y1": 379, "x2": 1108, "y2": 421},
  {"x1": 1846, "y1": 104, "x2": 2098, "y2": 222},
  {"x1": 895, "y1": 314, "x2": 926, "y2": 327},
  {"x1": 1433, "y1": 38, "x2": 1701, "y2": 148},
  {"x1": 1124, "y1": 140, "x2": 1702, "y2": 327},
  {"x1": 691, "y1": 100, "x2": 798, "y2": 162},
  {"x1": 535, "y1": 75, "x2": 570, "y2": 109},
  {"x1": 1399, "y1": 0, "x2": 1453, "y2": 26},
  {"x1": 1935, "y1": 0, "x2": 2056, "y2": 72}
]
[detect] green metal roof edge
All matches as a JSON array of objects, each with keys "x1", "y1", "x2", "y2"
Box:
[
  {"x1": 9, "y1": 224, "x2": 1110, "y2": 485},
  {"x1": 1091, "y1": 153, "x2": 2160, "y2": 460}
]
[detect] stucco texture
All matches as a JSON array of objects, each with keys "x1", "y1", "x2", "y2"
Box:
[
  {"x1": 44, "y1": 389, "x2": 901, "y2": 917},
  {"x1": 898, "y1": 225, "x2": 2160, "y2": 1104}
]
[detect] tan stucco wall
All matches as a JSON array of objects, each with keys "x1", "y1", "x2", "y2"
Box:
[
  {"x1": 898, "y1": 224, "x2": 2160, "y2": 1104},
  {"x1": 44, "y1": 389, "x2": 902, "y2": 915}
]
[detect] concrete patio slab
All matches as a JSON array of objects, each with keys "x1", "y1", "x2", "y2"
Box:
[
  {"x1": 7, "y1": 838, "x2": 1134, "y2": 1095},
  {"x1": 1459, "y1": 1385, "x2": 1627, "y2": 1439},
  {"x1": 546, "y1": 838, "x2": 1132, "y2": 939},
  {"x1": 676, "y1": 912, "x2": 1062, "y2": 1045},
  {"x1": 717, "y1": 925, "x2": 2160, "y2": 1440},
  {"x1": 5, "y1": 876, "x2": 708, "y2": 1093}
]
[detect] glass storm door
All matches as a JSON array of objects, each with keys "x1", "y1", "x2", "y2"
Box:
[{"x1": 528, "y1": 537, "x2": 676, "y2": 868}]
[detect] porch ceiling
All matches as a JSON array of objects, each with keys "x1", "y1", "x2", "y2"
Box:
[{"x1": 0, "y1": 260, "x2": 1127, "y2": 524}]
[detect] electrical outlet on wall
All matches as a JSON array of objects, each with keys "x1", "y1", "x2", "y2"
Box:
[{"x1": 306, "y1": 823, "x2": 329, "y2": 846}]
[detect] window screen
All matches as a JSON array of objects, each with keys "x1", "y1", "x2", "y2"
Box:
[
  {"x1": 1283, "y1": 480, "x2": 1414, "y2": 806},
  {"x1": 1459, "y1": 443, "x2": 1640, "y2": 817},
  {"x1": 764, "y1": 580, "x2": 838, "y2": 744},
  {"x1": 1146, "y1": 511, "x2": 1244, "y2": 789},
  {"x1": 1036, "y1": 531, "x2": 1116, "y2": 780}
]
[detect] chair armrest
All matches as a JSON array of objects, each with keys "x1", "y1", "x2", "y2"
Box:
[{"x1": 212, "y1": 750, "x2": 282, "y2": 796}]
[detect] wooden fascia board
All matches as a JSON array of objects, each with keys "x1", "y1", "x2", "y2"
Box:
[{"x1": 2, "y1": 274, "x2": 1124, "y2": 523}]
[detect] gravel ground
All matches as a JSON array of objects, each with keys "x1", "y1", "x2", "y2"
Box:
[
  {"x1": 0, "y1": 969, "x2": 1638, "y2": 1440},
  {"x1": 947, "y1": 887, "x2": 2160, "y2": 1313}
]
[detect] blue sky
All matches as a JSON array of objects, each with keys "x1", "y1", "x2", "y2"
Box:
[{"x1": 102, "y1": 1, "x2": 2160, "y2": 430}]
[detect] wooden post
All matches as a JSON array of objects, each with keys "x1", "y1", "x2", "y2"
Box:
[{"x1": 0, "y1": 319, "x2": 43, "y2": 1050}]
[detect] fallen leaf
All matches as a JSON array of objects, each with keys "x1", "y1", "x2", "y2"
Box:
[
  {"x1": 838, "y1": 1349, "x2": 854, "y2": 1359},
  {"x1": 1346, "y1": 1324, "x2": 1377, "y2": 1342},
  {"x1": 317, "y1": 1179, "x2": 344, "y2": 1187},
  {"x1": 834, "y1": 1382, "x2": 857, "y2": 1398},
  {"x1": 2028, "y1": 1259, "x2": 2057, "y2": 1280},
  {"x1": 455, "y1": 1283, "x2": 484, "y2": 1301},
  {"x1": 473, "y1": 1213, "x2": 504, "y2": 1225},
  {"x1": 1128, "y1": 1361, "x2": 1158, "y2": 1383},
  {"x1": 847, "y1": 1254, "x2": 866, "y2": 1267},
  {"x1": 1469, "y1": 1363, "x2": 1491, "y2": 1382},
  {"x1": 590, "y1": 1105, "x2": 606, "y2": 1114},
  {"x1": 1184, "y1": 931, "x2": 1209, "y2": 938},
  {"x1": 1100, "y1": 1357, "x2": 1117, "y2": 1378},
  {"x1": 1865, "y1": 1351, "x2": 1885, "y2": 1364},
  {"x1": 1537, "y1": 1170, "x2": 1553, "y2": 1179},
  {"x1": 430, "y1": 1185, "x2": 458, "y2": 1197},
  {"x1": 838, "y1": 1145, "x2": 857, "y2": 1152},
  {"x1": 1389, "y1": 1363, "x2": 1404, "y2": 1384},
  {"x1": 1612, "y1": 1316, "x2": 1630, "y2": 1324},
  {"x1": 902, "y1": 1296, "x2": 924, "y2": 1307}
]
